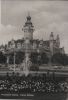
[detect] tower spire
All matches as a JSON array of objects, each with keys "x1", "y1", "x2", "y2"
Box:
[
  {"x1": 56, "y1": 34, "x2": 60, "y2": 48},
  {"x1": 50, "y1": 32, "x2": 54, "y2": 41}
]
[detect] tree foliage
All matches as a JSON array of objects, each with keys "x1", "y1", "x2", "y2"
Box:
[
  {"x1": 52, "y1": 53, "x2": 68, "y2": 65},
  {"x1": 0, "y1": 50, "x2": 68, "y2": 66},
  {"x1": 9, "y1": 52, "x2": 25, "y2": 64},
  {"x1": 41, "y1": 53, "x2": 49, "y2": 64},
  {"x1": 30, "y1": 52, "x2": 49, "y2": 65},
  {"x1": 0, "y1": 52, "x2": 6, "y2": 64}
]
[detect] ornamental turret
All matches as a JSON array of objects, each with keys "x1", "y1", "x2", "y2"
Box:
[
  {"x1": 50, "y1": 32, "x2": 54, "y2": 41},
  {"x1": 56, "y1": 34, "x2": 60, "y2": 48}
]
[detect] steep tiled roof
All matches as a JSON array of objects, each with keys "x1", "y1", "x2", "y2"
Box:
[{"x1": 15, "y1": 39, "x2": 24, "y2": 44}]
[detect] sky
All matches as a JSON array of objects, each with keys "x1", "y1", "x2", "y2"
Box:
[
  {"x1": 0, "y1": 0, "x2": 1, "y2": 24},
  {"x1": 0, "y1": 0, "x2": 68, "y2": 54}
]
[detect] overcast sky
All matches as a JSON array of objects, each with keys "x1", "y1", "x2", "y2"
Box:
[{"x1": 1, "y1": 0, "x2": 68, "y2": 53}]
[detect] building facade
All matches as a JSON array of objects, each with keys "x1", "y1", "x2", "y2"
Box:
[{"x1": 0, "y1": 15, "x2": 65, "y2": 61}]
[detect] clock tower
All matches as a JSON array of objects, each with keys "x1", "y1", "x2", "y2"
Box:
[{"x1": 23, "y1": 14, "x2": 34, "y2": 40}]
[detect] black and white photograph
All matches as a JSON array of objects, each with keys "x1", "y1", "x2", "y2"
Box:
[{"x1": 0, "y1": 0, "x2": 68, "y2": 99}]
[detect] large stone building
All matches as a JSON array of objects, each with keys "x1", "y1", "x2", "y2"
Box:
[
  {"x1": 0, "y1": 15, "x2": 64, "y2": 55},
  {"x1": 0, "y1": 15, "x2": 65, "y2": 70}
]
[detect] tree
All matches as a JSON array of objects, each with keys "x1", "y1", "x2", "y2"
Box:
[
  {"x1": 9, "y1": 51, "x2": 25, "y2": 64},
  {"x1": 30, "y1": 52, "x2": 49, "y2": 65},
  {"x1": 15, "y1": 51, "x2": 25, "y2": 64},
  {"x1": 52, "y1": 53, "x2": 68, "y2": 66},
  {"x1": 41, "y1": 53, "x2": 49, "y2": 64},
  {"x1": 30, "y1": 52, "x2": 39, "y2": 64},
  {"x1": 0, "y1": 52, "x2": 6, "y2": 64}
]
